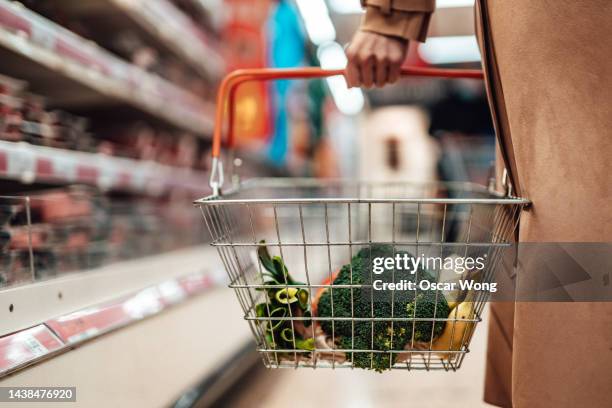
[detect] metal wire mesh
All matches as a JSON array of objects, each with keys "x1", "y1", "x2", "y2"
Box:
[{"x1": 196, "y1": 178, "x2": 528, "y2": 371}]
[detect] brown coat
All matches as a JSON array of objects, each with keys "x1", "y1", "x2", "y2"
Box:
[{"x1": 360, "y1": 1, "x2": 612, "y2": 407}]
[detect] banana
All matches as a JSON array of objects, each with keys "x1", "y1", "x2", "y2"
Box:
[{"x1": 431, "y1": 301, "x2": 476, "y2": 360}]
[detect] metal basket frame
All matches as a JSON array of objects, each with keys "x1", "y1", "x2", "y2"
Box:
[
  {"x1": 196, "y1": 68, "x2": 529, "y2": 371},
  {"x1": 197, "y1": 178, "x2": 528, "y2": 371}
]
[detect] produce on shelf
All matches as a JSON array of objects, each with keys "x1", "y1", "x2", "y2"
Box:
[
  {"x1": 255, "y1": 242, "x2": 314, "y2": 353},
  {"x1": 314, "y1": 244, "x2": 450, "y2": 372}
]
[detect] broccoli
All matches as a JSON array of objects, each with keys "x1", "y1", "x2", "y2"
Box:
[
  {"x1": 316, "y1": 244, "x2": 449, "y2": 371},
  {"x1": 406, "y1": 291, "x2": 450, "y2": 342}
]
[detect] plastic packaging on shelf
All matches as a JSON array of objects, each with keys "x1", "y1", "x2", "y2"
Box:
[
  {"x1": 0, "y1": 0, "x2": 213, "y2": 134},
  {"x1": 0, "y1": 187, "x2": 208, "y2": 288},
  {"x1": 0, "y1": 73, "x2": 96, "y2": 151},
  {"x1": 0, "y1": 71, "x2": 209, "y2": 194},
  {"x1": 0, "y1": 73, "x2": 26, "y2": 142},
  {"x1": 19, "y1": 0, "x2": 223, "y2": 89}
]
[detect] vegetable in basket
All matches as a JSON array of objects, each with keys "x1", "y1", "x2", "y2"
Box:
[
  {"x1": 431, "y1": 301, "x2": 476, "y2": 360},
  {"x1": 255, "y1": 242, "x2": 314, "y2": 353},
  {"x1": 314, "y1": 244, "x2": 450, "y2": 372}
]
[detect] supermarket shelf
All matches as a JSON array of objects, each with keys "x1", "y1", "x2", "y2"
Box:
[
  {"x1": 0, "y1": 245, "x2": 223, "y2": 335},
  {"x1": 0, "y1": 271, "x2": 217, "y2": 377},
  {"x1": 0, "y1": 140, "x2": 210, "y2": 195},
  {"x1": 0, "y1": 0, "x2": 214, "y2": 136},
  {"x1": 184, "y1": 0, "x2": 222, "y2": 29},
  {"x1": 189, "y1": 0, "x2": 218, "y2": 17},
  {"x1": 1, "y1": 289, "x2": 252, "y2": 407},
  {"x1": 52, "y1": 0, "x2": 224, "y2": 80},
  {"x1": 0, "y1": 244, "x2": 227, "y2": 377}
]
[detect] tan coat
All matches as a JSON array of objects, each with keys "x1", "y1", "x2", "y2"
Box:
[{"x1": 360, "y1": 1, "x2": 612, "y2": 407}]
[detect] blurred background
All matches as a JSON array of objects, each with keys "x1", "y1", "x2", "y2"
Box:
[{"x1": 0, "y1": 0, "x2": 497, "y2": 406}]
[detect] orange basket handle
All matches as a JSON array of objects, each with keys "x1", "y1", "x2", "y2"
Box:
[{"x1": 209, "y1": 67, "x2": 484, "y2": 194}]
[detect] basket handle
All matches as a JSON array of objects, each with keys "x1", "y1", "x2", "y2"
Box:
[{"x1": 209, "y1": 67, "x2": 484, "y2": 194}]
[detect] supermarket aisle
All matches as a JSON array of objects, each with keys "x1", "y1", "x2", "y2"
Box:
[
  {"x1": 215, "y1": 307, "x2": 493, "y2": 408},
  {"x1": 0, "y1": 1, "x2": 517, "y2": 406}
]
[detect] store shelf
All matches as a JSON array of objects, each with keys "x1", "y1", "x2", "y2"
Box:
[
  {"x1": 43, "y1": 273, "x2": 212, "y2": 345},
  {"x1": 0, "y1": 140, "x2": 210, "y2": 195},
  {"x1": 1, "y1": 289, "x2": 253, "y2": 407},
  {"x1": 0, "y1": 0, "x2": 214, "y2": 136},
  {"x1": 51, "y1": 0, "x2": 224, "y2": 80},
  {"x1": 0, "y1": 243, "x2": 228, "y2": 376},
  {"x1": 0, "y1": 272, "x2": 217, "y2": 376},
  {"x1": 1, "y1": 245, "x2": 223, "y2": 335},
  {"x1": 182, "y1": 0, "x2": 222, "y2": 29},
  {"x1": 188, "y1": 0, "x2": 217, "y2": 17}
]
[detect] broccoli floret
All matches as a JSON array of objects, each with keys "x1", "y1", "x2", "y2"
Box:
[
  {"x1": 316, "y1": 244, "x2": 448, "y2": 371},
  {"x1": 406, "y1": 291, "x2": 450, "y2": 342}
]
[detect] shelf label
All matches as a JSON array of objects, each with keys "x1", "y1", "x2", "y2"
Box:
[
  {"x1": 35, "y1": 158, "x2": 53, "y2": 178},
  {"x1": 46, "y1": 304, "x2": 131, "y2": 344},
  {"x1": 158, "y1": 280, "x2": 187, "y2": 305},
  {"x1": 179, "y1": 273, "x2": 214, "y2": 296},
  {"x1": 0, "y1": 151, "x2": 7, "y2": 173},
  {"x1": 121, "y1": 288, "x2": 163, "y2": 319},
  {"x1": 0, "y1": 325, "x2": 63, "y2": 374},
  {"x1": 75, "y1": 165, "x2": 99, "y2": 184}
]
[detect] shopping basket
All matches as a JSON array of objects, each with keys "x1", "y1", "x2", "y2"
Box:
[{"x1": 195, "y1": 67, "x2": 529, "y2": 371}]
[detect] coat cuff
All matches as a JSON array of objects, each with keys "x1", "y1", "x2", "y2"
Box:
[
  {"x1": 361, "y1": 0, "x2": 435, "y2": 13},
  {"x1": 361, "y1": 5, "x2": 433, "y2": 42}
]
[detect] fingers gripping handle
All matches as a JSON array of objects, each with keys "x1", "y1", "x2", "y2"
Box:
[{"x1": 209, "y1": 67, "x2": 484, "y2": 194}]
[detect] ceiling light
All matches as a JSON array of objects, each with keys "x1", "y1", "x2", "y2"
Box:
[
  {"x1": 418, "y1": 35, "x2": 481, "y2": 64},
  {"x1": 437, "y1": 0, "x2": 474, "y2": 8},
  {"x1": 328, "y1": 0, "x2": 363, "y2": 14},
  {"x1": 295, "y1": 0, "x2": 336, "y2": 45},
  {"x1": 317, "y1": 42, "x2": 364, "y2": 115}
]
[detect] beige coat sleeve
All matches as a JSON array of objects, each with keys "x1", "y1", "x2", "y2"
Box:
[{"x1": 360, "y1": 0, "x2": 435, "y2": 42}]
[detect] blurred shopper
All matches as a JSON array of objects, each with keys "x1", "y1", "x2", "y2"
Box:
[{"x1": 345, "y1": 1, "x2": 612, "y2": 407}]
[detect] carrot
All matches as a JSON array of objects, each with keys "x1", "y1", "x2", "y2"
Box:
[{"x1": 311, "y1": 268, "x2": 340, "y2": 316}]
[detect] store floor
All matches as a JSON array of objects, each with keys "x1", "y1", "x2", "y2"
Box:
[{"x1": 215, "y1": 307, "x2": 494, "y2": 408}]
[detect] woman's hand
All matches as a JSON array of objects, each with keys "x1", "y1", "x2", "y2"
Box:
[{"x1": 345, "y1": 31, "x2": 409, "y2": 88}]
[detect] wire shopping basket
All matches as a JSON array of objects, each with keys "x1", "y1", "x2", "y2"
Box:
[{"x1": 196, "y1": 67, "x2": 529, "y2": 372}]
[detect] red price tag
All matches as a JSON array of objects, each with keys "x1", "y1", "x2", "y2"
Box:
[
  {"x1": 45, "y1": 302, "x2": 131, "y2": 344},
  {"x1": 0, "y1": 325, "x2": 63, "y2": 374}
]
